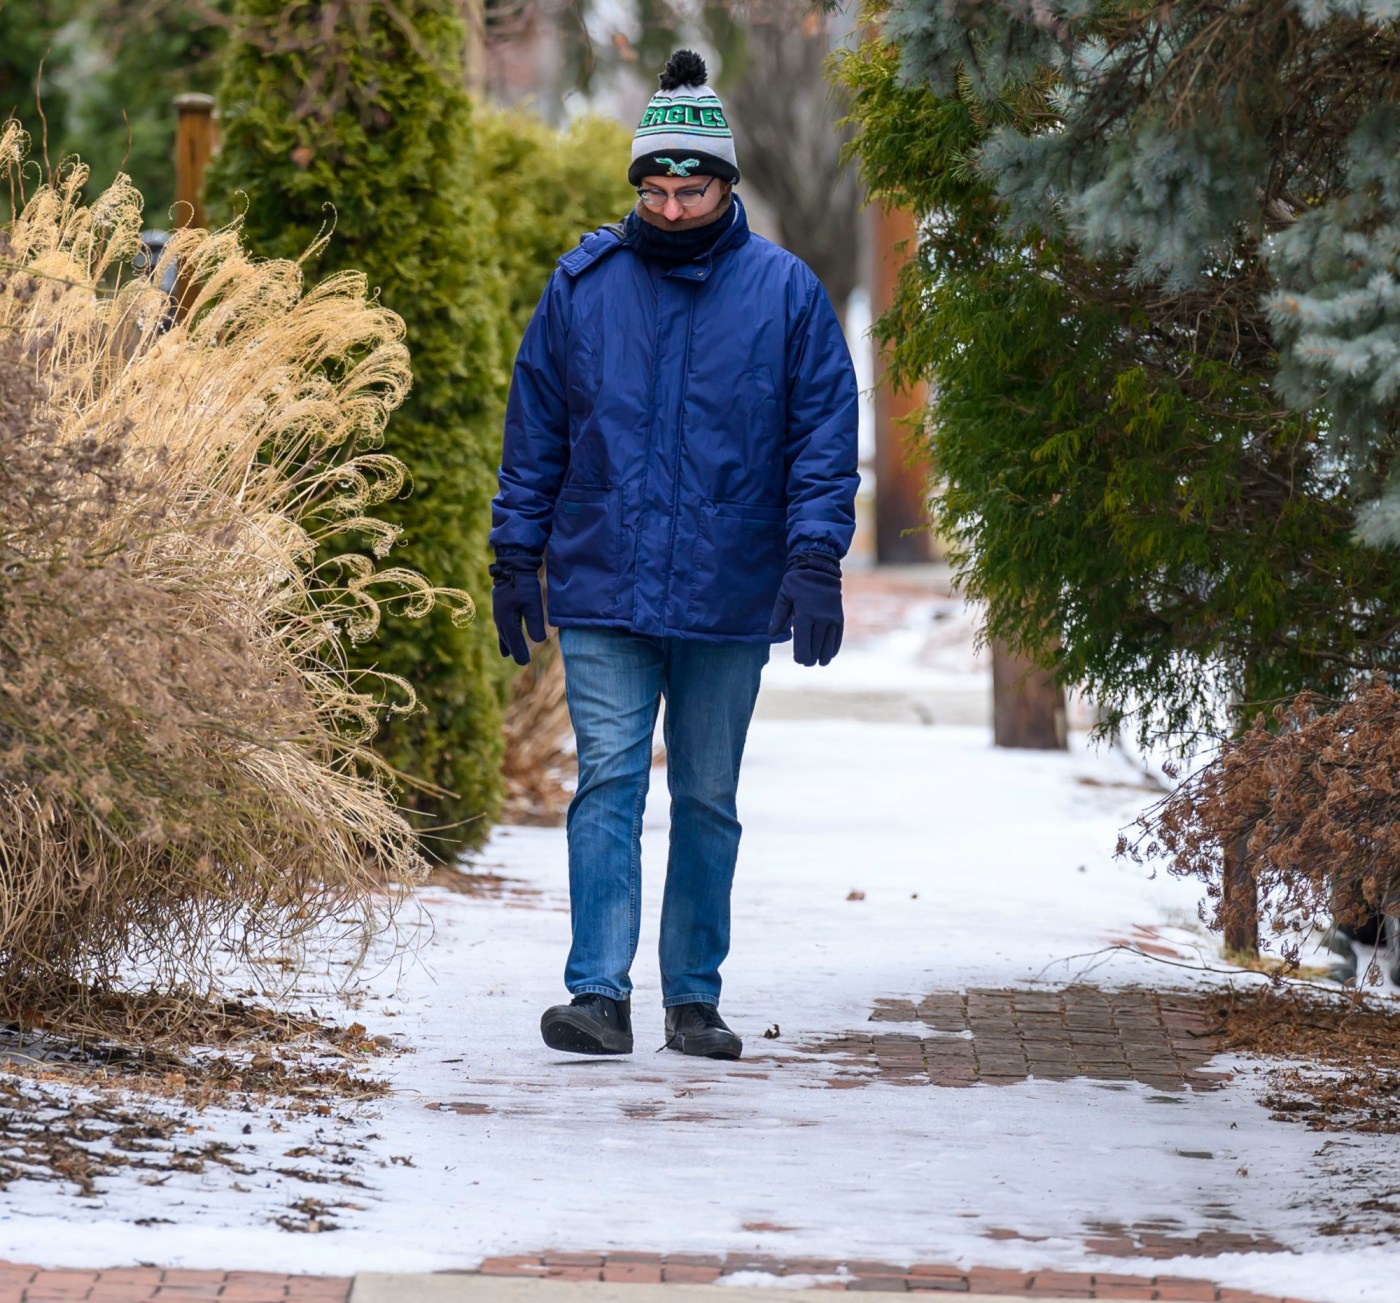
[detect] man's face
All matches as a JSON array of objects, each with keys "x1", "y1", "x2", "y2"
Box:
[{"x1": 639, "y1": 174, "x2": 726, "y2": 223}]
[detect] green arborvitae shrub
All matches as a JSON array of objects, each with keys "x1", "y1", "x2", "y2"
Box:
[
  {"x1": 207, "y1": 0, "x2": 512, "y2": 853},
  {"x1": 475, "y1": 108, "x2": 635, "y2": 334}
]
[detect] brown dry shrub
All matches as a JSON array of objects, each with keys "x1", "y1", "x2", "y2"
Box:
[
  {"x1": 1126, "y1": 678, "x2": 1400, "y2": 959},
  {"x1": 1211, "y1": 985, "x2": 1400, "y2": 1133},
  {"x1": 0, "y1": 122, "x2": 469, "y2": 1030}
]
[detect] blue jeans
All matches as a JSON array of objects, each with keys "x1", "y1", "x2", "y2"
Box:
[{"x1": 557, "y1": 627, "x2": 769, "y2": 1007}]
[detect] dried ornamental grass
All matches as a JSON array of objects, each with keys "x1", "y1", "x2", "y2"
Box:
[{"x1": 0, "y1": 122, "x2": 469, "y2": 1030}]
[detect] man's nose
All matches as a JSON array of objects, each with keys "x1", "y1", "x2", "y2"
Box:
[{"x1": 663, "y1": 195, "x2": 685, "y2": 220}]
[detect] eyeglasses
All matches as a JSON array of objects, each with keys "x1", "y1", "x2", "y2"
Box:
[{"x1": 636, "y1": 176, "x2": 716, "y2": 210}]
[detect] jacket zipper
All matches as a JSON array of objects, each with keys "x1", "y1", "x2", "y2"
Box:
[{"x1": 661, "y1": 281, "x2": 697, "y2": 631}]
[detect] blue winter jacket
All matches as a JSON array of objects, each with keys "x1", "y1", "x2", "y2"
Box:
[{"x1": 489, "y1": 199, "x2": 860, "y2": 644}]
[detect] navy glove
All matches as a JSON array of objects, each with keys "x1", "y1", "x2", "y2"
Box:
[
  {"x1": 490, "y1": 552, "x2": 546, "y2": 666},
  {"x1": 767, "y1": 551, "x2": 843, "y2": 667}
]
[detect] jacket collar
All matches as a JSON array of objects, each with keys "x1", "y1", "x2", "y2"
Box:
[{"x1": 558, "y1": 222, "x2": 627, "y2": 278}]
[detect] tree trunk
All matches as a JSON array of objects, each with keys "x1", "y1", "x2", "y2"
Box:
[
  {"x1": 991, "y1": 639, "x2": 1067, "y2": 750},
  {"x1": 461, "y1": 0, "x2": 486, "y2": 99},
  {"x1": 1222, "y1": 687, "x2": 1261, "y2": 958},
  {"x1": 1222, "y1": 827, "x2": 1260, "y2": 956}
]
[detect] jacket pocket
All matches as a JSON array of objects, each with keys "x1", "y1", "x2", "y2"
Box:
[
  {"x1": 688, "y1": 498, "x2": 786, "y2": 635},
  {"x1": 546, "y1": 485, "x2": 621, "y2": 619}
]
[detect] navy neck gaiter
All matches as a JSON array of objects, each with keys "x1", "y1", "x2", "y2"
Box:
[{"x1": 623, "y1": 195, "x2": 735, "y2": 267}]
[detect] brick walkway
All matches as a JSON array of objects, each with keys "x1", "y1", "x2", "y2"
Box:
[
  {"x1": 475, "y1": 1252, "x2": 1315, "y2": 1300},
  {"x1": 0, "y1": 1255, "x2": 1323, "y2": 1302},
  {"x1": 811, "y1": 987, "x2": 1227, "y2": 1092},
  {"x1": 0, "y1": 1264, "x2": 348, "y2": 1301}
]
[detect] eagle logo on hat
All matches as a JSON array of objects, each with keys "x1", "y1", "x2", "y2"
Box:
[{"x1": 656, "y1": 157, "x2": 701, "y2": 177}]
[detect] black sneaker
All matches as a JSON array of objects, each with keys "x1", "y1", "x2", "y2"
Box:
[
  {"x1": 540, "y1": 993, "x2": 633, "y2": 1055},
  {"x1": 664, "y1": 1003, "x2": 742, "y2": 1060}
]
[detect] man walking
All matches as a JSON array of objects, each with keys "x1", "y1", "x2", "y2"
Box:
[{"x1": 489, "y1": 49, "x2": 859, "y2": 1059}]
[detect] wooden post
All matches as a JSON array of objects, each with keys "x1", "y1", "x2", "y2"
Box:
[
  {"x1": 991, "y1": 639, "x2": 1067, "y2": 750},
  {"x1": 870, "y1": 201, "x2": 933, "y2": 565},
  {"x1": 173, "y1": 93, "x2": 217, "y2": 231},
  {"x1": 172, "y1": 93, "x2": 218, "y2": 322}
]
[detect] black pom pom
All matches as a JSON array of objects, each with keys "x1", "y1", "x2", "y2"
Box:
[{"x1": 659, "y1": 49, "x2": 707, "y2": 91}]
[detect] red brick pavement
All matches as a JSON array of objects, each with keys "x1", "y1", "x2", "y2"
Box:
[
  {"x1": 474, "y1": 1253, "x2": 1320, "y2": 1300},
  {"x1": 0, "y1": 1253, "x2": 1324, "y2": 1301},
  {"x1": 820, "y1": 988, "x2": 1228, "y2": 1093},
  {"x1": 0, "y1": 1265, "x2": 349, "y2": 1302}
]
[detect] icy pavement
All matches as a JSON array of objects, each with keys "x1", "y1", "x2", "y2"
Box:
[{"x1": 2, "y1": 566, "x2": 1397, "y2": 1302}]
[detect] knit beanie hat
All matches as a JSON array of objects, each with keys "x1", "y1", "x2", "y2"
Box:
[{"x1": 629, "y1": 50, "x2": 740, "y2": 186}]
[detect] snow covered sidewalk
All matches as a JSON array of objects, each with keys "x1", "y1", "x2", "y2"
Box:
[{"x1": 2, "y1": 566, "x2": 1396, "y2": 1302}]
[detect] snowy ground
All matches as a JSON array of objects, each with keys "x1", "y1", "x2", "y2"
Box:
[{"x1": 3, "y1": 568, "x2": 1398, "y2": 1301}]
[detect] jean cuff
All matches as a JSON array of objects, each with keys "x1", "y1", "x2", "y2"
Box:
[
  {"x1": 569, "y1": 983, "x2": 630, "y2": 1001},
  {"x1": 662, "y1": 994, "x2": 720, "y2": 1008}
]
